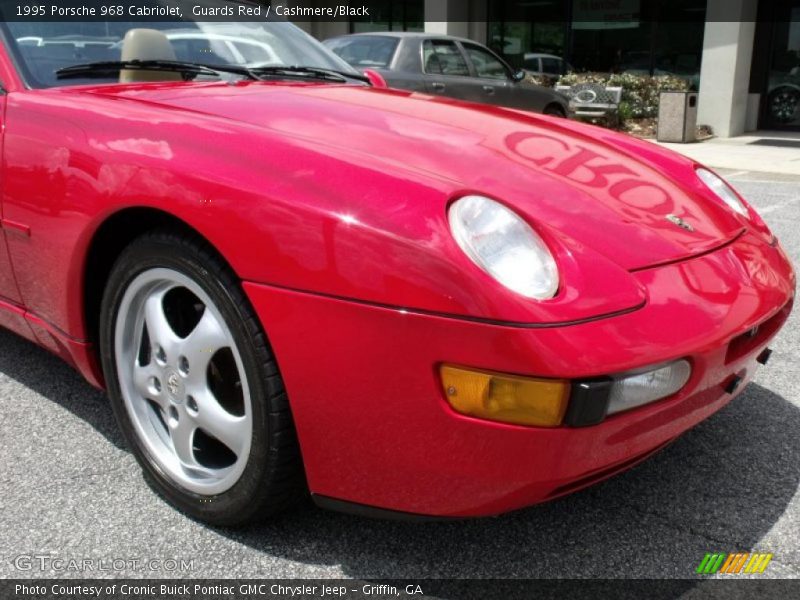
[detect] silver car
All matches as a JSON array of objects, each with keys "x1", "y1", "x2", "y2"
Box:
[
  {"x1": 324, "y1": 32, "x2": 569, "y2": 117},
  {"x1": 522, "y1": 53, "x2": 573, "y2": 84}
]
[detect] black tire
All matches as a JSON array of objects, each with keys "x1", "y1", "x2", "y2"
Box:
[
  {"x1": 99, "y1": 229, "x2": 306, "y2": 526},
  {"x1": 544, "y1": 104, "x2": 567, "y2": 118},
  {"x1": 768, "y1": 86, "x2": 800, "y2": 124}
]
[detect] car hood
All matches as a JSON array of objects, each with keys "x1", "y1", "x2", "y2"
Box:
[{"x1": 84, "y1": 81, "x2": 745, "y2": 271}]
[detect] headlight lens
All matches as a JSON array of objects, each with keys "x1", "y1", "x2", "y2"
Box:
[
  {"x1": 607, "y1": 360, "x2": 692, "y2": 415},
  {"x1": 448, "y1": 195, "x2": 559, "y2": 299},
  {"x1": 696, "y1": 168, "x2": 749, "y2": 217}
]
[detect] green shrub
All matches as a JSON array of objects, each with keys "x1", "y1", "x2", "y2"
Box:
[
  {"x1": 617, "y1": 101, "x2": 635, "y2": 122},
  {"x1": 557, "y1": 72, "x2": 691, "y2": 121}
]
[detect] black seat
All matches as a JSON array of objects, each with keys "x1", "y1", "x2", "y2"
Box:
[{"x1": 425, "y1": 53, "x2": 442, "y2": 75}]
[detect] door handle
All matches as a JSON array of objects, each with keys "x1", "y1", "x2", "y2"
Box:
[
  {"x1": 431, "y1": 82, "x2": 445, "y2": 92},
  {"x1": 482, "y1": 85, "x2": 495, "y2": 95}
]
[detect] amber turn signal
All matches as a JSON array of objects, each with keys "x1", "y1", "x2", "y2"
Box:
[{"x1": 441, "y1": 365, "x2": 570, "y2": 428}]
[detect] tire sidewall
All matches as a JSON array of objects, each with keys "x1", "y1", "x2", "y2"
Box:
[
  {"x1": 770, "y1": 87, "x2": 800, "y2": 123},
  {"x1": 99, "y1": 235, "x2": 274, "y2": 525}
]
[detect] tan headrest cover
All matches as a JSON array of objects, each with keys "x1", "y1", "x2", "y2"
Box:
[{"x1": 120, "y1": 28, "x2": 181, "y2": 83}]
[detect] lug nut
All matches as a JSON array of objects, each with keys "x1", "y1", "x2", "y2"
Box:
[
  {"x1": 187, "y1": 396, "x2": 198, "y2": 413},
  {"x1": 178, "y1": 356, "x2": 190, "y2": 375}
]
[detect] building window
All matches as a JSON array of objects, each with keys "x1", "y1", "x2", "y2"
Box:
[
  {"x1": 487, "y1": 1, "x2": 568, "y2": 67},
  {"x1": 764, "y1": 0, "x2": 800, "y2": 129},
  {"x1": 488, "y1": 0, "x2": 705, "y2": 88},
  {"x1": 422, "y1": 40, "x2": 470, "y2": 76},
  {"x1": 463, "y1": 42, "x2": 510, "y2": 79},
  {"x1": 350, "y1": 0, "x2": 424, "y2": 33}
]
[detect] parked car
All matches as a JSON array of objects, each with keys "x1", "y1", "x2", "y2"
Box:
[
  {"x1": 0, "y1": 18, "x2": 794, "y2": 525},
  {"x1": 324, "y1": 32, "x2": 569, "y2": 117},
  {"x1": 15, "y1": 35, "x2": 118, "y2": 49},
  {"x1": 18, "y1": 29, "x2": 282, "y2": 68},
  {"x1": 767, "y1": 68, "x2": 800, "y2": 124},
  {"x1": 522, "y1": 52, "x2": 573, "y2": 84}
]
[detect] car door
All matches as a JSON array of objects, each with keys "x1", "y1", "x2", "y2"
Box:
[
  {"x1": 0, "y1": 81, "x2": 35, "y2": 342},
  {"x1": 324, "y1": 35, "x2": 425, "y2": 92},
  {"x1": 462, "y1": 44, "x2": 562, "y2": 114},
  {"x1": 421, "y1": 39, "x2": 479, "y2": 102},
  {"x1": 459, "y1": 42, "x2": 516, "y2": 108},
  {"x1": 0, "y1": 91, "x2": 25, "y2": 308}
]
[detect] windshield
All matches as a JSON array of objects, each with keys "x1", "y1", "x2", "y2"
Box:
[
  {"x1": 323, "y1": 36, "x2": 399, "y2": 69},
  {"x1": 4, "y1": 19, "x2": 358, "y2": 88}
]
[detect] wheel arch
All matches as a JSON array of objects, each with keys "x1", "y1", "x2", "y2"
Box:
[
  {"x1": 543, "y1": 102, "x2": 567, "y2": 117},
  {"x1": 770, "y1": 83, "x2": 800, "y2": 94},
  {"x1": 91, "y1": 218, "x2": 308, "y2": 521},
  {"x1": 82, "y1": 207, "x2": 232, "y2": 353}
]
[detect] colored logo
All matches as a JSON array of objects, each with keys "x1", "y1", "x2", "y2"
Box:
[{"x1": 696, "y1": 552, "x2": 773, "y2": 575}]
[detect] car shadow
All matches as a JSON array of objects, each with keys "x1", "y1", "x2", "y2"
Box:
[
  {"x1": 0, "y1": 329, "x2": 126, "y2": 451},
  {"x1": 0, "y1": 327, "x2": 797, "y2": 579}
]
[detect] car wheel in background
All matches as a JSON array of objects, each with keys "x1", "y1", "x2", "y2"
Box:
[
  {"x1": 769, "y1": 86, "x2": 800, "y2": 123},
  {"x1": 99, "y1": 230, "x2": 305, "y2": 526},
  {"x1": 544, "y1": 104, "x2": 567, "y2": 118}
]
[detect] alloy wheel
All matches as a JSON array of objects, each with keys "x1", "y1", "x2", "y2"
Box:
[
  {"x1": 114, "y1": 268, "x2": 252, "y2": 495},
  {"x1": 770, "y1": 89, "x2": 799, "y2": 123}
]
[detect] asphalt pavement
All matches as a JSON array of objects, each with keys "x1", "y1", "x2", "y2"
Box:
[{"x1": 1, "y1": 169, "x2": 799, "y2": 581}]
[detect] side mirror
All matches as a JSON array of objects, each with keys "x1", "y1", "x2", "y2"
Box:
[
  {"x1": 512, "y1": 69, "x2": 526, "y2": 82},
  {"x1": 363, "y1": 69, "x2": 388, "y2": 89}
]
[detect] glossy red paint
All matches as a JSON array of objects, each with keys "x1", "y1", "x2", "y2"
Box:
[
  {"x1": 0, "y1": 41, "x2": 793, "y2": 516},
  {"x1": 246, "y1": 231, "x2": 794, "y2": 516},
  {"x1": 362, "y1": 69, "x2": 387, "y2": 89}
]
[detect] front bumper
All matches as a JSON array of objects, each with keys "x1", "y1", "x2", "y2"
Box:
[{"x1": 244, "y1": 231, "x2": 795, "y2": 518}]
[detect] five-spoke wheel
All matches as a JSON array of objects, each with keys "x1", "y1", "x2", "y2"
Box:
[
  {"x1": 100, "y1": 231, "x2": 304, "y2": 525},
  {"x1": 116, "y1": 268, "x2": 252, "y2": 496}
]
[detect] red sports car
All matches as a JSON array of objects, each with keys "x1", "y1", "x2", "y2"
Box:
[{"x1": 0, "y1": 17, "x2": 794, "y2": 526}]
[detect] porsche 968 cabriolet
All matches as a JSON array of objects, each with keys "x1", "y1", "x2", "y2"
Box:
[{"x1": 0, "y1": 12, "x2": 793, "y2": 525}]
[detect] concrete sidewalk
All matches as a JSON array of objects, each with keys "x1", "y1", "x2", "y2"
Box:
[{"x1": 654, "y1": 131, "x2": 800, "y2": 176}]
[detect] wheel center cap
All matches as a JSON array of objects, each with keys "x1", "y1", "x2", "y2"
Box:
[{"x1": 165, "y1": 370, "x2": 183, "y2": 401}]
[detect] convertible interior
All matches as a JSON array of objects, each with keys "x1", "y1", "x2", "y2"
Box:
[{"x1": 13, "y1": 26, "x2": 236, "y2": 86}]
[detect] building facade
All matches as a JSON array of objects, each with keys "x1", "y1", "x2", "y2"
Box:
[{"x1": 300, "y1": 0, "x2": 800, "y2": 137}]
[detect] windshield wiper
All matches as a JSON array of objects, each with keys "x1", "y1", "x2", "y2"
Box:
[
  {"x1": 249, "y1": 65, "x2": 370, "y2": 84},
  {"x1": 56, "y1": 60, "x2": 259, "y2": 81},
  {"x1": 56, "y1": 60, "x2": 372, "y2": 86}
]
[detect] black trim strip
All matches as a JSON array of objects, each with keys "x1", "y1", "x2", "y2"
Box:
[
  {"x1": 23, "y1": 309, "x2": 89, "y2": 344},
  {"x1": 245, "y1": 280, "x2": 647, "y2": 330},
  {"x1": 312, "y1": 494, "x2": 462, "y2": 522},
  {"x1": 564, "y1": 378, "x2": 613, "y2": 427},
  {"x1": 629, "y1": 229, "x2": 746, "y2": 273}
]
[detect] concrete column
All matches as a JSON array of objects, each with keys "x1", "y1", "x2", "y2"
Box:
[
  {"x1": 467, "y1": 0, "x2": 488, "y2": 45},
  {"x1": 697, "y1": 0, "x2": 758, "y2": 137},
  {"x1": 424, "y1": 0, "x2": 469, "y2": 38},
  {"x1": 310, "y1": 21, "x2": 349, "y2": 41}
]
